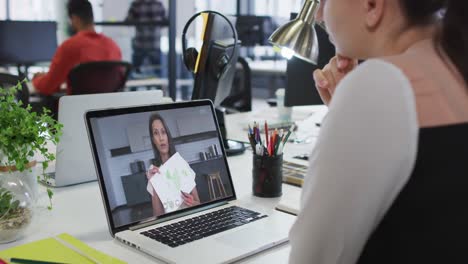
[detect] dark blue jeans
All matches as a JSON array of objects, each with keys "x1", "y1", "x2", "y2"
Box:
[{"x1": 132, "y1": 49, "x2": 161, "y2": 74}]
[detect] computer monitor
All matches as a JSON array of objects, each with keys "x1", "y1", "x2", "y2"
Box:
[
  {"x1": 190, "y1": 13, "x2": 244, "y2": 155},
  {"x1": 191, "y1": 13, "x2": 239, "y2": 108},
  {"x1": 284, "y1": 13, "x2": 335, "y2": 107},
  {"x1": 235, "y1": 15, "x2": 274, "y2": 47},
  {"x1": 0, "y1": 21, "x2": 57, "y2": 65}
]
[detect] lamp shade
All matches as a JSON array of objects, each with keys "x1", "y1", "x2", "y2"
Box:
[{"x1": 268, "y1": 0, "x2": 321, "y2": 64}]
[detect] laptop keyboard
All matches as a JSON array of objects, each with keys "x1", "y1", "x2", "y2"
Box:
[{"x1": 140, "y1": 206, "x2": 267, "y2": 248}]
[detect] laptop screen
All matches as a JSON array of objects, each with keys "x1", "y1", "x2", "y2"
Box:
[{"x1": 86, "y1": 100, "x2": 236, "y2": 232}]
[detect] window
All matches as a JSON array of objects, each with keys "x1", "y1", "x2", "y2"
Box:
[
  {"x1": 0, "y1": 0, "x2": 6, "y2": 20},
  {"x1": 254, "y1": 0, "x2": 303, "y2": 18},
  {"x1": 9, "y1": 0, "x2": 56, "y2": 20},
  {"x1": 195, "y1": 0, "x2": 236, "y2": 15}
]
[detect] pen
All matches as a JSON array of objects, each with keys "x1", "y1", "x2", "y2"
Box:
[
  {"x1": 274, "y1": 129, "x2": 283, "y2": 155},
  {"x1": 271, "y1": 129, "x2": 278, "y2": 156},
  {"x1": 9, "y1": 258, "x2": 68, "y2": 264},
  {"x1": 282, "y1": 125, "x2": 295, "y2": 145},
  {"x1": 256, "y1": 143, "x2": 263, "y2": 156},
  {"x1": 247, "y1": 133, "x2": 256, "y2": 150},
  {"x1": 264, "y1": 121, "x2": 269, "y2": 154},
  {"x1": 279, "y1": 124, "x2": 295, "y2": 153},
  {"x1": 256, "y1": 123, "x2": 262, "y2": 145}
]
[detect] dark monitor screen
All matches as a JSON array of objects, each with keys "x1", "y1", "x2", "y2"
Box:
[
  {"x1": 192, "y1": 13, "x2": 239, "y2": 107},
  {"x1": 285, "y1": 13, "x2": 335, "y2": 107},
  {"x1": 0, "y1": 21, "x2": 57, "y2": 65},
  {"x1": 235, "y1": 15, "x2": 274, "y2": 47}
]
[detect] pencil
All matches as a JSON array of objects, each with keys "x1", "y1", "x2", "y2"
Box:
[{"x1": 264, "y1": 121, "x2": 269, "y2": 153}]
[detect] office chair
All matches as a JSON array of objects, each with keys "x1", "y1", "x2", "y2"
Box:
[
  {"x1": 0, "y1": 73, "x2": 29, "y2": 106},
  {"x1": 68, "y1": 61, "x2": 132, "y2": 95},
  {"x1": 221, "y1": 56, "x2": 252, "y2": 113}
]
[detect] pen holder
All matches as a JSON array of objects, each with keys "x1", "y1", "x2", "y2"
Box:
[{"x1": 252, "y1": 154, "x2": 283, "y2": 197}]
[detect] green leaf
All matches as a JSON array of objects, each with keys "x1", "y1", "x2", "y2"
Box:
[{"x1": 0, "y1": 83, "x2": 62, "y2": 211}]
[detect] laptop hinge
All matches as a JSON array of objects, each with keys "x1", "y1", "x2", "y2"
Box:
[{"x1": 129, "y1": 201, "x2": 229, "y2": 231}]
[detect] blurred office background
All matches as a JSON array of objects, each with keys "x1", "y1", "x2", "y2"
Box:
[{"x1": 0, "y1": 0, "x2": 311, "y2": 103}]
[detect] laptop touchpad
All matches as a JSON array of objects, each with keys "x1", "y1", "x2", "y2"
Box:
[{"x1": 215, "y1": 228, "x2": 278, "y2": 250}]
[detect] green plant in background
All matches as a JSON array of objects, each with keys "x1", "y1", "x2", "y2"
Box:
[{"x1": 0, "y1": 83, "x2": 62, "y2": 210}]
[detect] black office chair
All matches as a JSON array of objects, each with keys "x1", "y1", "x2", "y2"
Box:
[
  {"x1": 68, "y1": 61, "x2": 132, "y2": 95},
  {"x1": 221, "y1": 57, "x2": 252, "y2": 113},
  {"x1": 0, "y1": 73, "x2": 29, "y2": 106}
]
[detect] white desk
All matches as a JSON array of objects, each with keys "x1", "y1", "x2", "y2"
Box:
[
  {"x1": 125, "y1": 78, "x2": 193, "y2": 89},
  {"x1": 0, "y1": 106, "x2": 327, "y2": 263}
]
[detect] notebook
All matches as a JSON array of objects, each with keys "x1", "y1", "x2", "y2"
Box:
[
  {"x1": 0, "y1": 233, "x2": 125, "y2": 264},
  {"x1": 42, "y1": 90, "x2": 165, "y2": 187},
  {"x1": 275, "y1": 185, "x2": 301, "y2": 215},
  {"x1": 85, "y1": 100, "x2": 296, "y2": 264}
]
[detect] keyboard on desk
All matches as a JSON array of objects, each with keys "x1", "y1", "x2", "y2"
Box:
[
  {"x1": 141, "y1": 206, "x2": 267, "y2": 248},
  {"x1": 282, "y1": 160, "x2": 308, "y2": 186}
]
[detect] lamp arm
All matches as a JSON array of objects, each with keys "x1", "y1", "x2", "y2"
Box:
[{"x1": 298, "y1": 0, "x2": 321, "y2": 25}]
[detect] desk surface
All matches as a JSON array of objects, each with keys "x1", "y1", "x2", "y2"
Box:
[{"x1": 0, "y1": 106, "x2": 326, "y2": 263}]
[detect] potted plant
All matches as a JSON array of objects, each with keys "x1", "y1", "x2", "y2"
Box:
[{"x1": 0, "y1": 83, "x2": 62, "y2": 243}]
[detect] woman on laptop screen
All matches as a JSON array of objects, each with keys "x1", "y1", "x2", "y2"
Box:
[{"x1": 147, "y1": 113, "x2": 200, "y2": 216}]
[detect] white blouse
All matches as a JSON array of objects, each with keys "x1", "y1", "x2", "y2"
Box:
[{"x1": 288, "y1": 59, "x2": 419, "y2": 264}]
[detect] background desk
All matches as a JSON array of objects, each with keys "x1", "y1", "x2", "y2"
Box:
[
  {"x1": 26, "y1": 78, "x2": 193, "y2": 96},
  {"x1": 0, "y1": 105, "x2": 326, "y2": 263},
  {"x1": 246, "y1": 60, "x2": 287, "y2": 98}
]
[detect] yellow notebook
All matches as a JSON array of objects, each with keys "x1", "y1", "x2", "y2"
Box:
[{"x1": 0, "y1": 233, "x2": 126, "y2": 264}]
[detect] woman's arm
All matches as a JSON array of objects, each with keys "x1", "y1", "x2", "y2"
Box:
[
  {"x1": 289, "y1": 60, "x2": 419, "y2": 264},
  {"x1": 181, "y1": 187, "x2": 200, "y2": 207},
  {"x1": 147, "y1": 165, "x2": 165, "y2": 216},
  {"x1": 151, "y1": 190, "x2": 165, "y2": 216}
]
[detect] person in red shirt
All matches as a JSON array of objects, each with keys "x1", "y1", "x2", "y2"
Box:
[{"x1": 32, "y1": 0, "x2": 122, "y2": 95}]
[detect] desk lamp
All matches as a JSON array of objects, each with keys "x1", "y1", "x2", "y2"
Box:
[{"x1": 268, "y1": 0, "x2": 322, "y2": 64}]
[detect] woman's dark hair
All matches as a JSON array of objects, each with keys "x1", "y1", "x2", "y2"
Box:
[
  {"x1": 148, "y1": 113, "x2": 176, "y2": 166},
  {"x1": 67, "y1": 0, "x2": 94, "y2": 25},
  {"x1": 400, "y1": 0, "x2": 468, "y2": 85}
]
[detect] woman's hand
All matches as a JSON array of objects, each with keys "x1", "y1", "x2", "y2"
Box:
[
  {"x1": 181, "y1": 191, "x2": 200, "y2": 207},
  {"x1": 313, "y1": 55, "x2": 358, "y2": 105},
  {"x1": 146, "y1": 165, "x2": 160, "y2": 181}
]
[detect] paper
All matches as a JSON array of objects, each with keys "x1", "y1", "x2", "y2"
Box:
[
  {"x1": 0, "y1": 233, "x2": 126, "y2": 264},
  {"x1": 149, "y1": 152, "x2": 196, "y2": 213}
]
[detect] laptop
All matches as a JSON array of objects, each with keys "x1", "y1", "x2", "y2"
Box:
[
  {"x1": 85, "y1": 100, "x2": 295, "y2": 264},
  {"x1": 43, "y1": 90, "x2": 165, "y2": 187}
]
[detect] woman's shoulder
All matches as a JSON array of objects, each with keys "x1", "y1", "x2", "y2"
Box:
[
  {"x1": 337, "y1": 59, "x2": 413, "y2": 99},
  {"x1": 331, "y1": 58, "x2": 417, "y2": 121}
]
